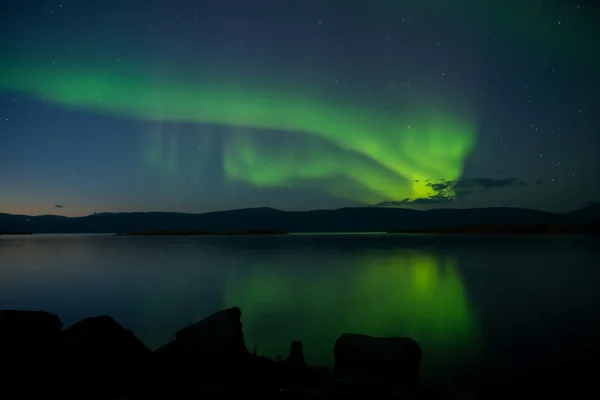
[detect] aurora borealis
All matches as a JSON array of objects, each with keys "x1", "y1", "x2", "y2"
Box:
[
  {"x1": 1, "y1": 0, "x2": 599, "y2": 214},
  {"x1": 3, "y1": 2, "x2": 600, "y2": 393},
  {"x1": 0, "y1": 63, "x2": 475, "y2": 204}
]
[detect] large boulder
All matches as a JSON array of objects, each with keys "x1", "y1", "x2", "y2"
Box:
[
  {"x1": 334, "y1": 334, "x2": 422, "y2": 389},
  {"x1": 153, "y1": 307, "x2": 249, "y2": 371},
  {"x1": 0, "y1": 310, "x2": 63, "y2": 396},
  {"x1": 0, "y1": 310, "x2": 62, "y2": 366},
  {"x1": 59, "y1": 315, "x2": 151, "y2": 399},
  {"x1": 60, "y1": 315, "x2": 151, "y2": 368}
]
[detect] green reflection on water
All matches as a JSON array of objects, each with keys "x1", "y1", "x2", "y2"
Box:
[{"x1": 224, "y1": 249, "x2": 481, "y2": 381}]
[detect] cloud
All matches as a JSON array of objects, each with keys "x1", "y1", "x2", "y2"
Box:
[
  {"x1": 373, "y1": 177, "x2": 530, "y2": 207},
  {"x1": 454, "y1": 177, "x2": 527, "y2": 190},
  {"x1": 374, "y1": 193, "x2": 455, "y2": 207},
  {"x1": 54, "y1": 204, "x2": 64, "y2": 208}
]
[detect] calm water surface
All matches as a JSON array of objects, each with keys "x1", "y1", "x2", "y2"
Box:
[{"x1": 1, "y1": 233, "x2": 599, "y2": 386}]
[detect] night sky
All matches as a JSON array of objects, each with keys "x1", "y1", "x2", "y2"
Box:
[{"x1": 1, "y1": 0, "x2": 599, "y2": 216}]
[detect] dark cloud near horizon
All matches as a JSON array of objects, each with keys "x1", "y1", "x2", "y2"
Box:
[
  {"x1": 374, "y1": 193, "x2": 455, "y2": 207},
  {"x1": 436, "y1": 177, "x2": 527, "y2": 193},
  {"x1": 373, "y1": 177, "x2": 530, "y2": 207}
]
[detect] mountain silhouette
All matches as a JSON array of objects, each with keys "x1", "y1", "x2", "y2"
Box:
[{"x1": 1, "y1": 206, "x2": 598, "y2": 234}]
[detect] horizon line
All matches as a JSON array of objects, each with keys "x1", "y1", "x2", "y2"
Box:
[{"x1": 1, "y1": 204, "x2": 595, "y2": 219}]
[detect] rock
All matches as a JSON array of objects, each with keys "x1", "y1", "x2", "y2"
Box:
[
  {"x1": 59, "y1": 315, "x2": 151, "y2": 399},
  {"x1": 0, "y1": 310, "x2": 63, "y2": 396},
  {"x1": 274, "y1": 341, "x2": 327, "y2": 393},
  {"x1": 0, "y1": 310, "x2": 62, "y2": 366},
  {"x1": 286, "y1": 341, "x2": 307, "y2": 368},
  {"x1": 240, "y1": 354, "x2": 289, "y2": 393},
  {"x1": 153, "y1": 307, "x2": 248, "y2": 371},
  {"x1": 333, "y1": 334, "x2": 422, "y2": 389},
  {"x1": 60, "y1": 315, "x2": 151, "y2": 368}
]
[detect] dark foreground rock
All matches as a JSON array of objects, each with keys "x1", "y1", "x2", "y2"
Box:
[
  {"x1": 0, "y1": 310, "x2": 62, "y2": 367},
  {"x1": 0, "y1": 307, "x2": 466, "y2": 399},
  {"x1": 286, "y1": 340, "x2": 308, "y2": 367},
  {"x1": 60, "y1": 316, "x2": 152, "y2": 398},
  {"x1": 154, "y1": 307, "x2": 248, "y2": 369},
  {"x1": 60, "y1": 315, "x2": 151, "y2": 367},
  {"x1": 334, "y1": 334, "x2": 422, "y2": 393}
]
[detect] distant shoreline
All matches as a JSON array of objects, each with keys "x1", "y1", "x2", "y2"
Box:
[
  {"x1": 1, "y1": 205, "x2": 598, "y2": 234},
  {"x1": 388, "y1": 225, "x2": 600, "y2": 234},
  {"x1": 3, "y1": 227, "x2": 600, "y2": 236},
  {"x1": 115, "y1": 229, "x2": 288, "y2": 236}
]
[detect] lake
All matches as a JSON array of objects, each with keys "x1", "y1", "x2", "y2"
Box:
[{"x1": 1, "y1": 233, "x2": 599, "y2": 388}]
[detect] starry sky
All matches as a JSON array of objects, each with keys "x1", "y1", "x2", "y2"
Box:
[{"x1": 1, "y1": 0, "x2": 599, "y2": 217}]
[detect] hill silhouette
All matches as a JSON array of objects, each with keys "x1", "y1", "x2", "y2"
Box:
[{"x1": 1, "y1": 205, "x2": 599, "y2": 234}]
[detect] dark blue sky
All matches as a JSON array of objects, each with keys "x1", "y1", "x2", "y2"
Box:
[{"x1": 1, "y1": 0, "x2": 599, "y2": 216}]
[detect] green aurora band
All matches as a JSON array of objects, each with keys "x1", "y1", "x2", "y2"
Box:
[
  {"x1": 0, "y1": 64, "x2": 476, "y2": 203},
  {"x1": 224, "y1": 249, "x2": 481, "y2": 380}
]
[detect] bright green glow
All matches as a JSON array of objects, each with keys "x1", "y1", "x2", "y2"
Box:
[
  {"x1": 224, "y1": 249, "x2": 480, "y2": 381},
  {"x1": 223, "y1": 108, "x2": 475, "y2": 203},
  {"x1": 0, "y1": 64, "x2": 476, "y2": 203}
]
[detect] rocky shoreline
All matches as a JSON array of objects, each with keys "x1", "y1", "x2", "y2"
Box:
[{"x1": 0, "y1": 307, "x2": 476, "y2": 399}]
